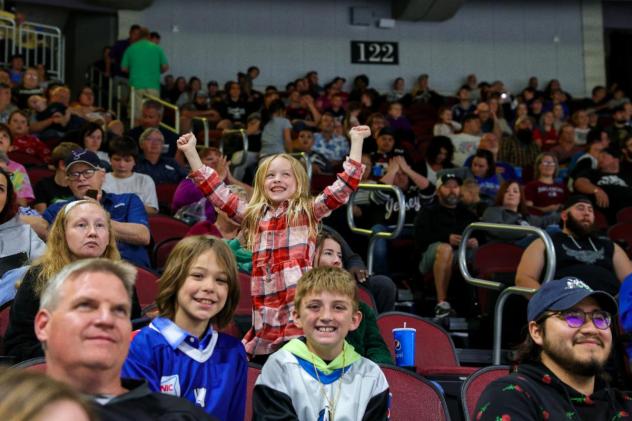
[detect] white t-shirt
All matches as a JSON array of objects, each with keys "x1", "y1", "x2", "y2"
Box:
[
  {"x1": 449, "y1": 133, "x2": 481, "y2": 166},
  {"x1": 103, "y1": 172, "x2": 158, "y2": 211}
]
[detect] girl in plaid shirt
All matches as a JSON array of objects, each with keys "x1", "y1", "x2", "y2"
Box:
[{"x1": 177, "y1": 126, "x2": 370, "y2": 359}]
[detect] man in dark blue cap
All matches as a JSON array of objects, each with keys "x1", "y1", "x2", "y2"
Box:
[{"x1": 474, "y1": 277, "x2": 632, "y2": 420}]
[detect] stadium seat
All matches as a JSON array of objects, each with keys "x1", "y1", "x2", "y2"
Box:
[
  {"x1": 377, "y1": 311, "x2": 478, "y2": 377},
  {"x1": 12, "y1": 356, "x2": 47, "y2": 373},
  {"x1": 474, "y1": 243, "x2": 524, "y2": 279},
  {"x1": 310, "y1": 173, "x2": 336, "y2": 195},
  {"x1": 617, "y1": 207, "x2": 632, "y2": 224},
  {"x1": 461, "y1": 365, "x2": 511, "y2": 421},
  {"x1": 608, "y1": 222, "x2": 632, "y2": 258},
  {"x1": 0, "y1": 300, "x2": 12, "y2": 354},
  {"x1": 26, "y1": 167, "x2": 53, "y2": 186},
  {"x1": 358, "y1": 285, "x2": 377, "y2": 311},
  {"x1": 594, "y1": 209, "x2": 609, "y2": 232},
  {"x1": 7, "y1": 151, "x2": 46, "y2": 167},
  {"x1": 148, "y1": 214, "x2": 189, "y2": 246},
  {"x1": 153, "y1": 237, "x2": 181, "y2": 271},
  {"x1": 235, "y1": 272, "x2": 252, "y2": 317},
  {"x1": 155, "y1": 183, "x2": 179, "y2": 215},
  {"x1": 246, "y1": 363, "x2": 262, "y2": 421},
  {"x1": 217, "y1": 319, "x2": 243, "y2": 339},
  {"x1": 134, "y1": 266, "x2": 160, "y2": 309},
  {"x1": 380, "y1": 364, "x2": 450, "y2": 421}
]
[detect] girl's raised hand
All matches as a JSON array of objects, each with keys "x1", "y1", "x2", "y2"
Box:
[
  {"x1": 177, "y1": 132, "x2": 198, "y2": 153},
  {"x1": 349, "y1": 125, "x2": 371, "y2": 141}
]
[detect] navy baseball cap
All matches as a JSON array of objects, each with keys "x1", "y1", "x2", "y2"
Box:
[
  {"x1": 65, "y1": 149, "x2": 103, "y2": 172},
  {"x1": 527, "y1": 277, "x2": 618, "y2": 322},
  {"x1": 437, "y1": 173, "x2": 463, "y2": 188}
]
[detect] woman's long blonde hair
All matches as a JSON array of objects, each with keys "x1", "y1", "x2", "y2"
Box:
[
  {"x1": 33, "y1": 200, "x2": 120, "y2": 295},
  {"x1": 241, "y1": 154, "x2": 318, "y2": 250}
]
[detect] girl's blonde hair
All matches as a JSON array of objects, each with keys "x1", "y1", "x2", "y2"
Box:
[
  {"x1": 0, "y1": 368, "x2": 97, "y2": 421},
  {"x1": 34, "y1": 200, "x2": 120, "y2": 295},
  {"x1": 156, "y1": 235, "x2": 239, "y2": 329},
  {"x1": 241, "y1": 154, "x2": 318, "y2": 250}
]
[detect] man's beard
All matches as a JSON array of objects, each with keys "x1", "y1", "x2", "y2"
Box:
[
  {"x1": 441, "y1": 193, "x2": 459, "y2": 207},
  {"x1": 565, "y1": 213, "x2": 596, "y2": 239},
  {"x1": 542, "y1": 333, "x2": 610, "y2": 377}
]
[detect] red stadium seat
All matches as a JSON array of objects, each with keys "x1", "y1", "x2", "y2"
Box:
[
  {"x1": 474, "y1": 243, "x2": 524, "y2": 278},
  {"x1": 618, "y1": 207, "x2": 632, "y2": 224},
  {"x1": 7, "y1": 151, "x2": 46, "y2": 167},
  {"x1": 310, "y1": 173, "x2": 336, "y2": 195},
  {"x1": 153, "y1": 238, "x2": 181, "y2": 271},
  {"x1": 461, "y1": 365, "x2": 511, "y2": 421},
  {"x1": 217, "y1": 319, "x2": 243, "y2": 339},
  {"x1": 26, "y1": 167, "x2": 53, "y2": 186},
  {"x1": 0, "y1": 300, "x2": 12, "y2": 354},
  {"x1": 380, "y1": 364, "x2": 450, "y2": 421},
  {"x1": 245, "y1": 363, "x2": 262, "y2": 421},
  {"x1": 358, "y1": 285, "x2": 377, "y2": 312},
  {"x1": 608, "y1": 223, "x2": 632, "y2": 258},
  {"x1": 148, "y1": 214, "x2": 189, "y2": 246},
  {"x1": 155, "y1": 183, "x2": 179, "y2": 215},
  {"x1": 12, "y1": 357, "x2": 47, "y2": 373},
  {"x1": 134, "y1": 266, "x2": 160, "y2": 309},
  {"x1": 235, "y1": 272, "x2": 252, "y2": 317},
  {"x1": 594, "y1": 209, "x2": 609, "y2": 232},
  {"x1": 377, "y1": 312, "x2": 477, "y2": 377}
]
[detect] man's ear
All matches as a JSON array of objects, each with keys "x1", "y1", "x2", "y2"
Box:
[
  {"x1": 348, "y1": 309, "x2": 363, "y2": 332},
  {"x1": 529, "y1": 320, "x2": 544, "y2": 346},
  {"x1": 34, "y1": 309, "x2": 51, "y2": 343},
  {"x1": 560, "y1": 209, "x2": 568, "y2": 225}
]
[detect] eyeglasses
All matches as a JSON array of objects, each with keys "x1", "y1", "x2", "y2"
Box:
[
  {"x1": 67, "y1": 169, "x2": 97, "y2": 181},
  {"x1": 542, "y1": 309, "x2": 611, "y2": 330},
  {"x1": 540, "y1": 161, "x2": 557, "y2": 166}
]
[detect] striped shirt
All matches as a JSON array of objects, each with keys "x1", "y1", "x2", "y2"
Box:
[{"x1": 190, "y1": 157, "x2": 364, "y2": 355}]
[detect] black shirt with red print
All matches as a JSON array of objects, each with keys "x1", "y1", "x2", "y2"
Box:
[{"x1": 475, "y1": 362, "x2": 632, "y2": 420}]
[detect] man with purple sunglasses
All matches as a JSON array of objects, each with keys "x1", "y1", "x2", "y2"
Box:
[{"x1": 474, "y1": 277, "x2": 632, "y2": 420}]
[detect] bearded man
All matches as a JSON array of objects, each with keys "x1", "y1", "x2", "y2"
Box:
[
  {"x1": 474, "y1": 277, "x2": 632, "y2": 420},
  {"x1": 516, "y1": 195, "x2": 632, "y2": 296}
]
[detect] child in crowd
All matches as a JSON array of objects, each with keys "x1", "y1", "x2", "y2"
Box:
[
  {"x1": 7, "y1": 110, "x2": 50, "y2": 164},
  {"x1": 102, "y1": 137, "x2": 159, "y2": 215},
  {"x1": 291, "y1": 125, "x2": 329, "y2": 174},
  {"x1": 313, "y1": 232, "x2": 392, "y2": 364},
  {"x1": 122, "y1": 236, "x2": 246, "y2": 420},
  {"x1": 369, "y1": 127, "x2": 399, "y2": 180},
  {"x1": 0, "y1": 123, "x2": 34, "y2": 206},
  {"x1": 177, "y1": 126, "x2": 369, "y2": 360},
  {"x1": 252, "y1": 267, "x2": 390, "y2": 420}
]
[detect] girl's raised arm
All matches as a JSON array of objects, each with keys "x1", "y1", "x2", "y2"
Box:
[
  {"x1": 177, "y1": 132, "x2": 204, "y2": 171},
  {"x1": 348, "y1": 125, "x2": 371, "y2": 162}
]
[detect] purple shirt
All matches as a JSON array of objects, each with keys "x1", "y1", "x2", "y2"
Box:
[{"x1": 171, "y1": 179, "x2": 216, "y2": 223}]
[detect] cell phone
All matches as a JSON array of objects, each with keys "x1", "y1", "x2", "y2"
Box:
[{"x1": 86, "y1": 189, "x2": 98, "y2": 199}]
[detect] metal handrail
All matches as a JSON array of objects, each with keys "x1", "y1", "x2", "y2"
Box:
[
  {"x1": 346, "y1": 183, "x2": 406, "y2": 273},
  {"x1": 18, "y1": 21, "x2": 64, "y2": 81},
  {"x1": 0, "y1": 16, "x2": 16, "y2": 65},
  {"x1": 290, "y1": 152, "x2": 312, "y2": 184},
  {"x1": 220, "y1": 129, "x2": 249, "y2": 167},
  {"x1": 130, "y1": 87, "x2": 180, "y2": 134},
  {"x1": 192, "y1": 116, "x2": 209, "y2": 146},
  {"x1": 458, "y1": 222, "x2": 556, "y2": 365}
]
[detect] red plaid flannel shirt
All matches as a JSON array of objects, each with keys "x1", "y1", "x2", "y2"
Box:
[{"x1": 190, "y1": 157, "x2": 364, "y2": 355}]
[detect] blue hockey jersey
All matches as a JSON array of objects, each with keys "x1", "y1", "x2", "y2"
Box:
[{"x1": 122, "y1": 317, "x2": 247, "y2": 421}]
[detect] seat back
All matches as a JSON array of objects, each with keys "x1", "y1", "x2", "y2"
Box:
[
  {"x1": 618, "y1": 207, "x2": 632, "y2": 224},
  {"x1": 380, "y1": 364, "x2": 450, "y2": 421},
  {"x1": 609, "y1": 222, "x2": 632, "y2": 251},
  {"x1": 26, "y1": 167, "x2": 54, "y2": 186},
  {"x1": 0, "y1": 301, "x2": 12, "y2": 354},
  {"x1": 155, "y1": 183, "x2": 179, "y2": 215},
  {"x1": 148, "y1": 214, "x2": 189, "y2": 246},
  {"x1": 594, "y1": 209, "x2": 609, "y2": 232},
  {"x1": 245, "y1": 363, "x2": 262, "y2": 421},
  {"x1": 217, "y1": 319, "x2": 243, "y2": 339},
  {"x1": 377, "y1": 312, "x2": 459, "y2": 369},
  {"x1": 474, "y1": 243, "x2": 524, "y2": 279},
  {"x1": 235, "y1": 272, "x2": 252, "y2": 317},
  {"x1": 153, "y1": 238, "x2": 181, "y2": 271},
  {"x1": 134, "y1": 267, "x2": 160, "y2": 309},
  {"x1": 12, "y1": 357, "x2": 47, "y2": 373},
  {"x1": 358, "y1": 285, "x2": 377, "y2": 312},
  {"x1": 7, "y1": 151, "x2": 45, "y2": 167},
  {"x1": 461, "y1": 365, "x2": 511, "y2": 421}
]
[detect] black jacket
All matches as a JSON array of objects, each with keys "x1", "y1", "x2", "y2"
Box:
[
  {"x1": 475, "y1": 362, "x2": 632, "y2": 420},
  {"x1": 94, "y1": 378, "x2": 217, "y2": 421},
  {"x1": 413, "y1": 202, "x2": 479, "y2": 253}
]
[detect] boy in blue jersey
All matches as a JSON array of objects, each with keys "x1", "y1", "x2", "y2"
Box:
[
  {"x1": 253, "y1": 267, "x2": 390, "y2": 420},
  {"x1": 122, "y1": 236, "x2": 246, "y2": 420}
]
